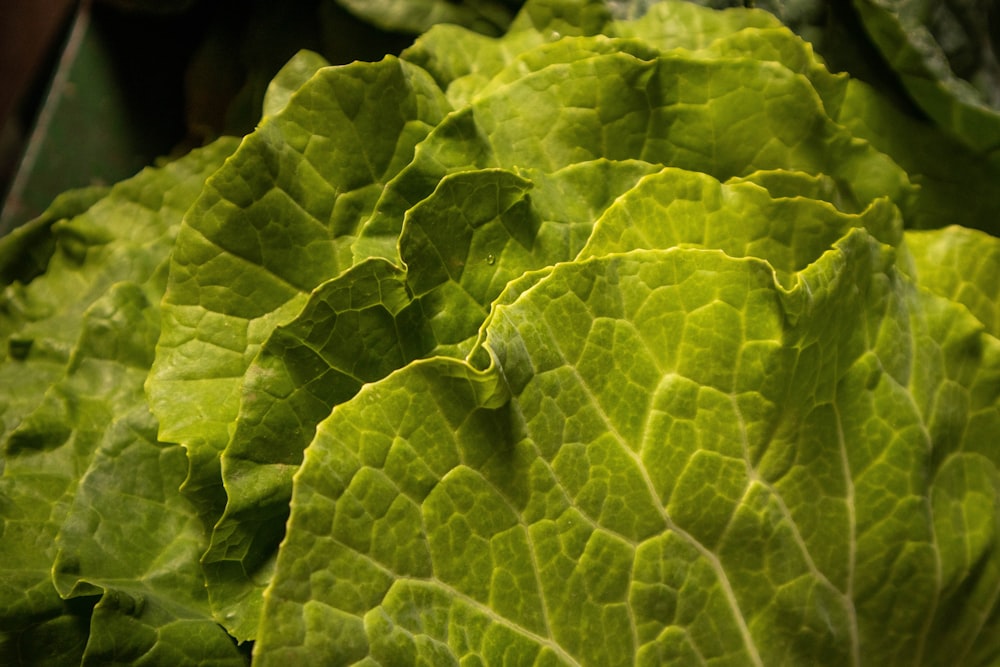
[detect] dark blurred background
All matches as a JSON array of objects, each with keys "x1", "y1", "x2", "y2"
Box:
[
  {"x1": 0, "y1": 0, "x2": 412, "y2": 234},
  {"x1": 1, "y1": 0, "x2": 76, "y2": 225}
]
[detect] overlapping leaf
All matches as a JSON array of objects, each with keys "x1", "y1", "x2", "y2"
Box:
[
  {"x1": 0, "y1": 139, "x2": 242, "y2": 664},
  {"x1": 138, "y1": 0, "x2": 1000, "y2": 649},
  {"x1": 256, "y1": 225, "x2": 1000, "y2": 663},
  {"x1": 4, "y1": 0, "x2": 1000, "y2": 663},
  {"x1": 188, "y1": 1, "x2": 935, "y2": 638},
  {"x1": 147, "y1": 55, "x2": 452, "y2": 521},
  {"x1": 853, "y1": 0, "x2": 1000, "y2": 153}
]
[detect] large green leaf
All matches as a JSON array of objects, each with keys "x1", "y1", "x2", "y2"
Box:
[
  {"x1": 46, "y1": 284, "x2": 246, "y2": 665},
  {"x1": 359, "y1": 32, "x2": 913, "y2": 261},
  {"x1": 580, "y1": 167, "x2": 902, "y2": 280},
  {"x1": 257, "y1": 231, "x2": 1000, "y2": 663},
  {"x1": 205, "y1": 19, "x2": 927, "y2": 624},
  {"x1": 615, "y1": 0, "x2": 1000, "y2": 234}
]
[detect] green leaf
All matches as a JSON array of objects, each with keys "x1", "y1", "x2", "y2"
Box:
[
  {"x1": 256, "y1": 224, "x2": 1000, "y2": 662},
  {"x1": 148, "y1": 56, "x2": 452, "y2": 520},
  {"x1": 580, "y1": 166, "x2": 902, "y2": 287},
  {"x1": 362, "y1": 32, "x2": 913, "y2": 263},
  {"x1": 0, "y1": 139, "x2": 238, "y2": 664},
  {"x1": 612, "y1": 0, "x2": 784, "y2": 44},
  {"x1": 261, "y1": 50, "x2": 332, "y2": 119},
  {"x1": 837, "y1": 79, "x2": 1000, "y2": 234},
  {"x1": 853, "y1": 0, "x2": 1000, "y2": 153},
  {"x1": 47, "y1": 285, "x2": 244, "y2": 665},
  {"x1": 0, "y1": 187, "x2": 107, "y2": 288},
  {"x1": 608, "y1": 1, "x2": 1000, "y2": 235},
  {"x1": 7, "y1": 0, "x2": 1000, "y2": 661},
  {"x1": 202, "y1": 257, "x2": 424, "y2": 640},
  {"x1": 903, "y1": 226, "x2": 1000, "y2": 338}
]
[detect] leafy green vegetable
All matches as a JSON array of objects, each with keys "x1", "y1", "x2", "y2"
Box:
[
  {"x1": 257, "y1": 235, "x2": 1000, "y2": 665},
  {"x1": 0, "y1": 138, "x2": 243, "y2": 664},
  {"x1": 3, "y1": 0, "x2": 1000, "y2": 664},
  {"x1": 852, "y1": 0, "x2": 1000, "y2": 152}
]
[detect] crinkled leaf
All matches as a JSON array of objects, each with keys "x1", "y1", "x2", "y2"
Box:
[
  {"x1": 0, "y1": 139, "x2": 238, "y2": 664},
  {"x1": 837, "y1": 78, "x2": 1000, "y2": 234},
  {"x1": 46, "y1": 285, "x2": 245, "y2": 665},
  {"x1": 359, "y1": 35, "x2": 912, "y2": 262},
  {"x1": 0, "y1": 187, "x2": 107, "y2": 289},
  {"x1": 148, "y1": 56, "x2": 451, "y2": 519},
  {"x1": 257, "y1": 231, "x2": 1000, "y2": 663},
  {"x1": 7, "y1": 0, "x2": 1000, "y2": 662},
  {"x1": 205, "y1": 159, "x2": 659, "y2": 639},
  {"x1": 619, "y1": 1, "x2": 1000, "y2": 234},
  {"x1": 580, "y1": 166, "x2": 902, "y2": 285}
]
